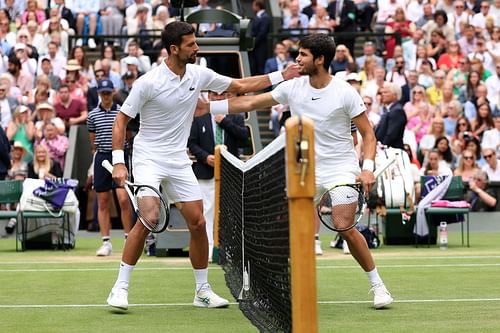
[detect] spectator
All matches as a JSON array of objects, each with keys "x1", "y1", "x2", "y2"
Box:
[
  {"x1": 426, "y1": 70, "x2": 446, "y2": 107},
  {"x1": 308, "y1": 5, "x2": 332, "y2": 32},
  {"x1": 14, "y1": 28, "x2": 39, "y2": 62},
  {"x1": 451, "y1": 116, "x2": 473, "y2": 155},
  {"x1": 363, "y1": 95, "x2": 380, "y2": 127},
  {"x1": 119, "y1": 41, "x2": 151, "y2": 75},
  {"x1": 7, "y1": 140, "x2": 28, "y2": 180},
  {"x1": 422, "y1": 9, "x2": 455, "y2": 44},
  {"x1": 0, "y1": 0, "x2": 24, "y2": 28},
  {"x1": 34, "y1": 102, "x2": 65, "y2": 141},
  {"x1": 466, "y1": 170, "x2": 497, "y2": 211},
  {"x1": 434, "y1": 135, "x2": 455, "y2": 169},
  {"x1": 359, "y1": 56, "x2": 377, "y2": 89},
  {"x1": 400, "y1": 70, "x2": 419, "y2": 105},
  {"x1": 21, "y1": 0, "x2": 45, "y2": 25},
  {"x1": 471, "y1": 102, "x2": 494, "y2": 140},
  {"x1": 485, "y1": 62, "x2": 499, "y2": 111},
  {"x1": 38, "y1": 58, "x2": 62, "y2": 91},
  {"x1": 13, "y1": 42, "x2": 37, "y2": 79},
  {"x1": 125, "y1": 0, "x2": 153, "y2": 24},
  {"x1": 41, "y1": 7, "x2": 72, "y2": 37},
  {"x1": 454, "y1": 149, "x2": 480, "y2": 181},
  {"x1": 190, "y1": 0, "x2": 215, "y2": 36},
  {"x1": 436, "y1": 82, "x2": 457, "y2": 116},
  {"x1": 407, "y1": 101, "x2": 432, "y2": 145},
  {"x1": 114, "y1": 71, "x2": 137, "y2": 106},
  {"x1": 87, "y1": 78, "x2": 133, "y2": 256},
  {"x1": 6, "y1": 105, "x2": 34, "y2": 160},
  {"x1": 38, "y1": 42, "x2": 66, "y2": 79},
  {"x1": 153, "y1": 5, "x2": 175, "y2": 35},
  {"x1": 249, "y1": 0, "x2": 271, "y2": 75},
  {"x1": 375, "y1": 82, "x2": 407, "y2": 149},
  {"x1": 74, "y1": 0, "x2": 99, "y2": 49},
  {"x1": 327, "y1": 0, "x2": 357, "y2": 53},
  {"x1": 0, "y1": 73, "x2": 21, "y2": 101},
  {"x1": 443, "y1": 100, "x2": 462, "y2": 137},
  {"x1": 415, "y1": 3, "x2": 434, "y2": 28},
  {"x1": 27, "y1": 143, "x2": 62, "y2": 179},
  {"x1": 27, "y1": 75, "x2": 56, "y2": 106},
  {"x1": 386, "y1": 55, "x2": 408, "y2": 87},
  {"x1": 95, "y1": 45, "x2": 121, "y2": 74},
  {"x1": 54, "y1": 84, "x2": 87, "y2": 129},
  {"x1": 426, "y1": 29, "x2": 448, "y2": 62},
  {"x1": 471, "y1": 0, "x2": 494, "y2": 32},
  {"x1": 355, "y1": 41, "x2": 383, "y2": 69},
  {"x1": 415, "y1": 45, "x2": 436, "y2": 73},
  {"x1": 459, "y1": 70, "x2": 481, "y2": 105},
  {"x1": 0, "y1": 16, "x2": 15, "y2": 49},
  {"x1": 421, "y1": 149, "x2": 453, "y2": 176},
  {"x1": 448, "y1": 0, "x2": 472, "y2": 38},
  {"x1": 419, "y1": 116, "x2": 447, "y2": 159},
  {"x1": 458, "y1": 24, "x2": 477, "y2": 55},
  {"x1": 42, "y1": 16, "x2": 69, "y2": 57},
  {"x1": 449, "y1": 57, "x2": 470, "y2": 97},
  {"x1": 362, "y1": 66, "x2": 386, "y2": 103},
  {"x1": 188, "y1": 91, "x2": 249, "y2": 261},
  {"x1": 282, "y1": 1, "x2": 309, "y2": 35},
  {"x1": 482, "y1": 148, "x2": 500, "y2": 181},
  {"x1": 7, "y1": 54, "x2": 33, "y2": 95},
  {"x1": 126, "y1": 5, "x2": 154, "y2": 52},
  {"x1": 437, "y1": 41, "x2": 463, "y2": 72},
  {"x1": 68, "y1": 46, "x2": 94, "y2": 85},
  {"x1": 403, "y1": 28, "x2": 424, "y2": 71},
  {"x1": 61, "y1": 59, "x2": 87, "y2": 107},
  {"x1": 385, "y1": 7, "x2": 415, "y2": 60},
  {"x1": 468, "y1": 36, "x2": 495, "y2": 75},
  {"x1": 0, "y1": 82, "x2": 19, "y2": 129},
  {"x1": 330, "y1": 44, "x2": 354, "y2": 75},
  {"x1": 50, "y1": 0, "x2": 75, "y2": 31},
  {"x1": 99, "y1": 0, "x2": 125, "y2": 47},
  {"x1": 39, "y1": 121, "x2": 69, "y2": 170},
  {"x1": 264, "y1": 42, "x2": 293, "y2": 76},
  {"x1": 481, "y1": 115, "x2": 500, "y2": 154},
  {"x1": 98, "y1": 58, "x2": 122, "y2": 92},
  {"x1": 465, "y1": 135, "x2": 486, "y2": 167}
]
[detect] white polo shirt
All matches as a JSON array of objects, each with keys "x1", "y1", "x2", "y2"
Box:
[
  {"x1": 121, "y1": 61, "x2": 231, "y2": 166},
  {"x1": 271, "y1": 76, "x2": 365, "y2": 185}
]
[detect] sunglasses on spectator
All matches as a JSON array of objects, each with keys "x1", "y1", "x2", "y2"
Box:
[
  {"x1": 413, "y1": 91, "x2": 423, "y2": 94},
  {"x1": 364, "y1": 102, "x2": 372, "y2": 106},
  {"x1": 484, "y1": 154, "x2": 495, "y2": 159},
  {"x1": 463, "y1": 156, "x2": 474, "y2": 160},
  {"x1": 458, "y1": 122, "x2": 467, "y2": 126}
]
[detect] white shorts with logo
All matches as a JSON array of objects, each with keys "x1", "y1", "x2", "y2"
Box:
[
  {"x1": 132, "y1": 158, "x2": 201, "y2": 203},
  {"x1": 314, "y1": 169, "x2": 359, "y2": 205}
]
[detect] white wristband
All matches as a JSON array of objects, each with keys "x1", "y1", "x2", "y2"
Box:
[
  {"x1": 112, "y1": 150, "x2": 125, "y2": 165},
  {"x1": 268, "y1": 70, "x2": 284, "y2": 85},
  {"x1": 362, "y1": 159, "x2": 375, "y2": 172},
  {"x1": 210, "y1": 100, "x2": 229, "y2": 115}
]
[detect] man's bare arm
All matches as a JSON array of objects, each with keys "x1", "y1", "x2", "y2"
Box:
[{"x1": 226, "y1": 64, "x2": 300, "y2": 94}]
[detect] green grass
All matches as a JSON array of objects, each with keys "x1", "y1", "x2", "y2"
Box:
[{"x1": 1, "y1": 231, "x2": 500, "y2": 333}]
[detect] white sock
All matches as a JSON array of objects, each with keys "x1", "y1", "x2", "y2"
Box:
[
  {"x1": 194, "y1": 268, "x2": 208, "y2": 290},
  {"x1": 315, "y1": 234, "x2": 320, "y2": 240},
  {"x1": 114, "y1": 261, "x2": 134, "y2": 290},
  {"x1": 366, "y1": 267, "x2": 383, "y2": 287}
]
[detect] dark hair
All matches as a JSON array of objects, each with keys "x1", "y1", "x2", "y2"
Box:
[
  {"x1": 434, "y1": 10, "x2": 448, "y2": 24},
  {"x1": 464, "y1": 136, "x2": 482, "y2": 160},
  {"x1": 299, "y1": 34, "x2": 336, "y2": 70},
  {"x1": 161, "y1": 21, "x2": 195, "y2": 55},
  {"x1": 101, "y1": 45, "x2": 116, "y2": 60},
  {"x1": 8, "y1": 55, "x2": 21, "y2": 67},
  {"x1": 70, "y1": 46, "x2": 89, "y2": 71},
  {"x1": 58, "y1": 83, "x2": 69, "y2": 91},
  {"x1": 434, "y1": 136, "x2": 453, "y2": 163}
]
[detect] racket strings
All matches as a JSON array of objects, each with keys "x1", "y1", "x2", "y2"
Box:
[
  {"x1": 135, "y1": 187, "x2": 168, "y2": 233},
  {"x1": 318, "y1": 184, "x2": 365, "y2": 232}
]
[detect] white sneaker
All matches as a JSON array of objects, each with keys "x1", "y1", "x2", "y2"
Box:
[
  {"x1": 107, "y1": 287, "x2": 128, "y2": 310},
  {"x1": 88, "y1": 38, "x2": 97, "y2": 49},
  {"x1": 193, "y1": 283, "x2": 229, "y2": 308},
  {"x1": 342, "y1": 240, "x2": 350, "y2": 254},
  {"x1": 370, "y1": 283, "x2": 393, "y2": 309},
  {"x1": 329, "y1": 239, "x2": 337, "y2": 248},
  {"x1": 315, "y1": 239, "x2": 323, "y2": 255},
  {"x1": 96, "y1": 242, "x2": 112, "y2": 256},
  {"x1": 75, "y1": 38, "x2": 83, "y2": 47}
]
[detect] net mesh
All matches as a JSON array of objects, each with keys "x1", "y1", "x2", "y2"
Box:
[{"x1": 218, "y1": 137, "x2": 291, "y2": 333}]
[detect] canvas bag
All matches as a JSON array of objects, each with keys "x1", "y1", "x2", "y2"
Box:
[{"x1": 20, "y1": 178, "x2": 79, "y2": 216}]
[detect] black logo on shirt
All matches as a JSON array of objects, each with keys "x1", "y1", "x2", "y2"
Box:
[
  {"x1": 311, "y1": 97, "x2": 321, "y2": 100},
  {"x1": 189, "y1": 87, "x2": 195, "y2": 91}
]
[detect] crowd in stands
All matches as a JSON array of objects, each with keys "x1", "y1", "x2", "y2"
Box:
[{"x1": 0, "y1": 0, "x2": 498, "y2": 214}]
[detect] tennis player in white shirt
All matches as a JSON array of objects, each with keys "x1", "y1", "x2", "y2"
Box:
[
  {"x1": 198, "y1": 33, "x2": 393, "y2": 309},
  {"x1": 106, "y1": 21, "x2": 300, "y2": 310}
]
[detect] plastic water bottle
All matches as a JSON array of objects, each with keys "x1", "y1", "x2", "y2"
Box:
[{"x1": 439, "y1": 222, "x2": 448, "y2": 250}]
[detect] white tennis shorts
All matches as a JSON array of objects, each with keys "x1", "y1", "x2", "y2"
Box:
[{"x1": 133, "y1": 158, "x2": 202, "y2": 203}]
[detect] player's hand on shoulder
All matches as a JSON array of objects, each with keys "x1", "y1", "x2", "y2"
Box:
[
  {"x1": 194, "y1": 96, "x2": 210, "y2": 118},
  {"x1": 357, "y1": 170, "x2": 375, "y2": 195},
  {"x1": 282, "y1": 63, "x2": 301, "y2": 80},
  {"x1": 112, "y1": 164, "x2": 128, "y2": 187}
]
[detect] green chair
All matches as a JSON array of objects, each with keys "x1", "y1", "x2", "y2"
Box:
[
  {"x1": 421, "y1": 176, "x2": 470, "y2": 247},
  {"x1": 0, "y1": 179, "x2": 23, "y2": 220}
]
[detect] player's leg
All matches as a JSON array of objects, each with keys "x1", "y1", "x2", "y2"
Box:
[
  {"x1": 115, "y1": 187, "x2": 133, "y2": 235},
  {"x1": 94, "y1": 152, "x2": 116, "y2": 256},
  {"x1": 198, "y1": 179, "x2": 215, "y2": 262}
]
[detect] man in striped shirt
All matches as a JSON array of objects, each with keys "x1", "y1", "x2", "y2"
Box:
[{"x1": 87, "y1": 79, "x2": 133, "y2": 256}]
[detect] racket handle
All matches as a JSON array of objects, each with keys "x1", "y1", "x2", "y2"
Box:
[{"x1": 101, "y1": 159, "x2": 114, "y2": 174}]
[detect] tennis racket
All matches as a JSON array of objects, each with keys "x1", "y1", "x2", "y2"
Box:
[
  {"x1": 101, "y1": 160, "x2": 169, "y2": 233},
  {"x1": 317, "y1": 157, "x2": 396, "y2": 232}
]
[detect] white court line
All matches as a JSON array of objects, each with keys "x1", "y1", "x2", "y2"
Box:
[
  {"x1": 2, "y1": 298, "x2": 500, "y2": 309},
  {"x1": 2, "y1": 263, "x2": 500, "y2": 273}
]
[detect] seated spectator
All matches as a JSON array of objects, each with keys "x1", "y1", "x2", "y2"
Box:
[
  {"x1": 464, "y1": 135, "x2": 486, "y2": 167},
  {"x1": 330, "y1": 44, "x2": 353, "y2": 75},
  {"x1": 68, "y1": 46, "x2": 94, "y2": 86},
  {"x1": 355, "y1": 41, "x2": 383, "y2": 70},
  {"x1": 41, "y1": 7, "x2": 72, "y2": 36},
  {"x1": 27, "y1": 75, "x2": 56, "y2": 106},
  {"x1": 0, "y1": 82, "x2": 19, "y2": 130},
  {"x1": 37, "y1": 41, "x2": 66, "y2": 79},
  {"x1": 385, "y1": 55, "x2": 408, "y2": 87},
  {"x1": 41, "y1": 17, "x2": 70, "y2": 57},
  {"x1": 421, "y1": 149, "x2": 453, "y2": 176},
  {"x1": 127, "y1": 5, "x2": 154, "y2": 52},
  {"x1": 99, "y1": 0, "x2": 124, "y2": 47},
  {"x1": 74, "y1": 0, "x2": 99, "y2": 49},
  {"x1": 451, "y1": 116, "x2": 473, "y2": 155},
  {"x1": 27, "y1": 143, "x2": 63, "y2": 179},
  {"x1": 358, "y1": 56, "x2": 376, "y2": 89},
  {"x1": 482, "y1": 148, "x2": 500, "y2": 181},
  {"x1": 38, "y1": 58, "x2": 62, "y2": 91},
  {"x1": 363, "y1": 95, "x2": 380, "y2": 127},
  {"x1": 437, "y1": 41, "x2": 463, "y2": 72},
  {"x1": 386, "y1": 45, "x2": 406, "y2": 74},
  {"x1": 14, "y1": 28, "x2": 39, "y2": 62},
  {"x1": 7, "y1": 54, "x2": 33, "y2": 96},
  {"x1": 426, "y1": 70, "x2": 446, "y2": 107},
  {"x1": 98, "y1": 58, "x2": 122, "y2": 92},
  {"x1": 384, "y1": 7, "x2": 415, "y2": 60},
  {"x1": 466, "y1": 170, "x2": 497, "y2": 211},
  {"x1": 113, "y1": 71, "x2": 137, "y2": 106},
  {"x1": 434, "y1": 136, "x2": 455, "y2": 169},
  {"x1": 448, "y1": 0, "x2": 472, "y2": 39},
  {"x1": 282, "y1": 1, "x2": 309, "y2": 35},
  {"x1": 415, "y1": 2, "x2": 434, "y2": 28},
  {"x1": 481, "y1": 114, "x2": 500, "y2": 154},
  {"x1": 6, "y1": 105, "x2": 34, "y2": 161},
  {"x1": 469, "y1": 54, "x2": 492, "y2": 82},
  {"x1": 0, "y1": 16, "x2": 15, "y2": 50},
  {"x1": 308, "y1": 5, "x2": 332, "y2": 32},
  {"x1": 7, "y1": 141, "x2": 28, "y2": 180},
  {"x1": 153, "y1": 6, "x2": 175, "y2": 43},
  {"x1": 60, "y1": 60, "x2": 87, "y2": 107},
  {"x1": 459, "y1": 70, "x2": 482, "y2": 105},
  {"x1": 437, "y1": 82, "x2": 457, "y2": 116},
  {"x1": 426, "y1": 29, "x2": 448, "y2": 63},
  {"x1": 419, "y1": 116, "x2": 447, "y2": 159},
  {"x1": 404, "y1": 85, "x2": 427, "y2": 120},
  {"x1": 264, "y1": 42, "x2": 293, "y2": 76},
  {"x1": 458, "y1": 24, "x2": 477, "y2": 55},
  {"x1": 39, "y1": 122, "x2": 69, "y2": 170},
  {"x1": 443, "y1": 100, "x2": 462, "y2": 137},
  {"x1": 471, "y1": 102, "x2": 494, "y2": 140},
  {"x1": 54, "y1": 84, "x2": 87, "y2": 129},
  {"x1": 454, "y1": 149, "x2": 480, "y2": 181},
  {"x1": 407, "y1": 101, "x2": 433, "y2": 145},
  {"x1": 422, "y1": 10, "x2": 455, "y2": 44},
  {"x1": 34, "y1": 102, "x2": 65, "y2": 141},
  {"x1": 415, "y1": 45, "x2": 436, "y2": 73},
  {"x1": 121, "y1": 56, "x2": 143, "y2": 79},
  {"x1": 417, "y1": 59, "x2": 435, "y2": 89},
  {"x1": 449, "y1": 57, "x2": 470, "y2": 97},
  {"x1": 119, "y1": 41, "x2": 151, "y2": 75},
  {"x1": 403, "y1": 29, "x2": 424, "y2": 71},
  {"x1": 150, "y1": 48, "x2": 168, "y2": 70},
  {"x1": 95, "y1": 45, "x2": 121, "y2": 74},
  {"x1": 21, "y1": 0, "x2": 45, "y2": 26},
  {"x1": 468, "y1": 36, "x2": 495, "y2": 75}
]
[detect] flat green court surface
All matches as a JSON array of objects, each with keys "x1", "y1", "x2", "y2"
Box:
[{"x1": 1, "y1": 214, "x2": 499, "y2": 333}]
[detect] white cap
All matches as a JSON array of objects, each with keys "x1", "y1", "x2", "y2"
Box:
[
  {"x1": 346, "y1": 72, "x2": 361, "y2": 82},
  {"x1": 124, "y1": 56, "x2": 140, "y2": 67},
  {"x1": 14, "y1": 43, "x2": 26, "y2": 51}
]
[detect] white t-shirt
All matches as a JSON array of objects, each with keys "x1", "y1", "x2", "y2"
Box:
[
  {"x1": 121, "y1": 62, "x2": 231, "y2": 166},
  {"x1": 271, "y1": 76, "x2": 365, "y2": 185}
]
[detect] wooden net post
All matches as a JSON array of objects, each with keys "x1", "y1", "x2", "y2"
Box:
[
  {"x1": 285, "y1": 116, "x2": 318, "y2": 333},
  {"x1": 213, "y1": 144, "x2": 224, "y2": 261}
]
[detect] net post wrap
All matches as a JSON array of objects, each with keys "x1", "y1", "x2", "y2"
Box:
[
  {"x1": 213, "y1": 144, "x2": 225, "y2": 263},
  {"x1": 285, "y1": 115, "x2": 318, "y2": 333}
]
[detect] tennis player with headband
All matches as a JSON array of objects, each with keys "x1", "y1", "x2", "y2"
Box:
[
  {"x1": 106, "y1": 21, "x2": 300, "y2": 310},
  {"x1": 198, "y1": 33, "x2": 393, "y2": 309}
]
